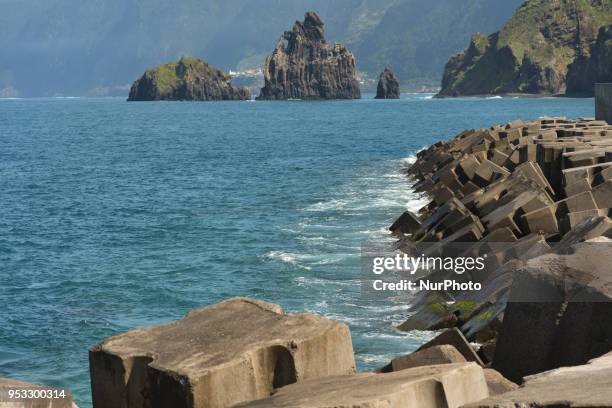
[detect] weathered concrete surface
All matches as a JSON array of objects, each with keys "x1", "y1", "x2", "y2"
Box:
[
  {"x1": 417, "y1": 328, "x2": 484, "y2": 366},
  {"x1": 482, "y1": 369, "x2": 518, "y2": 396},
  {"x1": 389, "y1": 210, "x2": 421, "y2": 236},
  {"x1": 235, "y1": 363, "x2": 488, "y2": 408},
  {"x1": 383, "y1": 345, "x2": 467, "y2": 372},
  {"x1": 596, "y1": 83, "x2": 612, "y2": 125},
  {"x1": 465, "y1": 352, "x2": 612, "y2": 407},
  {"x1": 89, "y1": 298, "x2": 355, "y2": 408},
  {"x1": 398, "y1": 116, "x2": 612, "y2": 357},
  {"x1": 493, "y1": 242, "x2": 612, "y2": 383},
  {"x1": 0, "y1": 378, "x2": 76, "y2": 408}
]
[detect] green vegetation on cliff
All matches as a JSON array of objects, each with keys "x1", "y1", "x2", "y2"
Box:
[
  {"x1": 127, "y1": 56, "x2": 249, "y2": 101},
  {"x1": 438, "y1": 0, "x2": 612, "y2": 97},
  {"x1": 567, "y1": 24, "x2": 612, "y2": 95},
  {"x1": 146, "y1": 57, "x2": 229, "y2": 95},
  {"x1": 1, "y1": 0, "x2": 523, "y2": 96}
]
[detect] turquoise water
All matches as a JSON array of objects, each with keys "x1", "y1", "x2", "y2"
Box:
[{"x1": 0, "y1": 94, "x2": 594, "y2": 407}]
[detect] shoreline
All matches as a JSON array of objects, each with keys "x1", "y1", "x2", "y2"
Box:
[{"x1": 2, "y1": 100, "x2": 608, "y2": 406}]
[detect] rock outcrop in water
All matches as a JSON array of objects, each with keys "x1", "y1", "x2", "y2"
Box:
[
  {"x1": 128, "y1": 57, "x2": 251, "y2": 101},
  {"x1": 437, "y1": 0, "x2": 612, "y2": 97},
  {"x1": 257, "y1": 12, "x2": 361, "y2": 100},
  {"x1": 567, "y1": 25, "x2": 612, "y2": 95},
  {"x1": 375, "y1": 68, "x2": 400, "y2": 99}
]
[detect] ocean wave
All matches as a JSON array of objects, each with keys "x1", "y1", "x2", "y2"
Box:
[
  {"x1": 358, "y1": 303, "x2": 412, "y2": 313},
  {"x1": 294, "y1": 275, "x2": 360, "y2": 286},
  {"x1": 303, "y1": 199, "x2": 348, "y2": 211},
  {"x1": 486, "y1": 95, "x2": 502, "y2": 99},
  {"x1": 356, "y1": 354, "x2": 393, "y2": 365},
  {"x1": 263, "y1": 251, "x2": 312, "y2": 270},
  {"x1": 400, "y1": 155, "x2": 417, "y2": 165}
]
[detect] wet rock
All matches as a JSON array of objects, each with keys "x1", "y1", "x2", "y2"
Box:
[
  {"x1": 466, "y1": 352, "x2": 612, "y2": 407},
  {"x1": 257, "y1": 12, "x2": 360, "y2": 100},
  {"x1": 89, "y1": 298, "x2": 355, "y2": 408},
  {"x1": 128, "y1": 57, "x2": 250, "y2": 101},
  {"x1": 235, "y1": 363, "x2": 488, "y2": 408},
  {"x1": 375, "y1": 67, "x2": 400, "y2": 99}
]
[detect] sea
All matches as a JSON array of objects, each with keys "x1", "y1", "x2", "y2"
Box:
[{"x1": 0, "y1": 93, "x2": 594, "y2": 407}]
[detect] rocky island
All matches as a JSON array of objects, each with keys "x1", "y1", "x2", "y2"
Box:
[
  {"x1": 375, "y1": 68, "x2": 400, "y2": 99},
  {"x1": 257, "y1": 12, "x2": 361, "y2": 100},
  {"x1": 437, "y1": 0, "x2": 612, "y2": 97},
  {"x1": 127, "y1": 57, "x2": 251, "y2": 101}
]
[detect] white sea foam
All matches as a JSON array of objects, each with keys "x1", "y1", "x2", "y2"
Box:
[
  {"x1": 359, "y1": 303, "x2": 412, "y2": 313},
  {"x1": 294, "y1": 275, "x2": 360, "y2": 287},
  {"x1": 400, "y1": 155, "x2": 417, "y2": 165},
  {"x1": 486, "y1": 95, "x2": 502, "y2": 99},
  {"x1": 303, "y1": 199, "x2": 348, "y2": 211},
  {"x1": 264, "y1": 251, "x2": 312, "y2": 270}
]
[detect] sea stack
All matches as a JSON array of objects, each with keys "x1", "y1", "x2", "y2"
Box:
[
  {"x1": 375, "y1": 68, "x2": 400, "y2": 99},
  {"x1": 127, "y1": 57, "x2": 251, "y2": 101},
  {"x1": 257, "y1": 12, "x2": 361, "y2": 100}
]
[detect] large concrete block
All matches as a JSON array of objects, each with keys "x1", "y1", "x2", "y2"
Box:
[
  {"x1": 473, "y1": 160, "x2": 511, "y2": 187},
  {"x1": 467, "y1": 352, "x2": 612, "y2": 408},
  {"x1": 595, "y1": 83, "x2": 612, "y2": 124},
  {"x1": 235, "y1": 363, "x2": 489, "y2": 408},
  {"x1": 389, "y1": 211, "x2": 421, "y2": 236},
  {"x1": 557, "y1": 215, "x2": 612, "y2": 251},
  {"x1": 563, "y1": 209, "x2": 608, "y2": 231},
  {"x1": 492, "y1": 257, "x2": 565, "y2": 383},
  {"x1": 493, "y1": 243, "x2": 612, "y2": 384},
  {"x1": 384, "y1": 345, "x2": 467, "y2": 372},
  {"x1": 522, "y1": 205, "x2": 559, "y2": 235},
  {"x1": 592, "y1": 179, "x2": 612, "y2": 209},
  {"x1": 417, "y1": 328, "x2": 484, "y2": 366},
  {"x1": 483, "y1": 369, "x2": 518, "y2": 396},
  {"x1": 89, "y1": 298, "x2": 356, "y2": 408}
]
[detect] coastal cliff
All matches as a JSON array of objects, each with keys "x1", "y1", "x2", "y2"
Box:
[
  {"x1": 437, "y1": 0, "x2": 612, "y2": 97},
  {"x1": 128, "y1": 57, "x2": 251, "y2": 101},
  {"x1": 567, "y1": 24, "x2": 612, "y2": 95},
  {"x1": 257, "y1": 12, "x2": 361, "y2": 100}
]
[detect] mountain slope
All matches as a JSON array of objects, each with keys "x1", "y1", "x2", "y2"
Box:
[
  {"x1": 0, "y1": 0, "x2": 523, "y2": 97},
  {"x1": 437, "y1": 0, "x2": 612, "y2": 97},
  {"x1": 566, "y1": 24, "x2": 612, "y2": 95}
]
